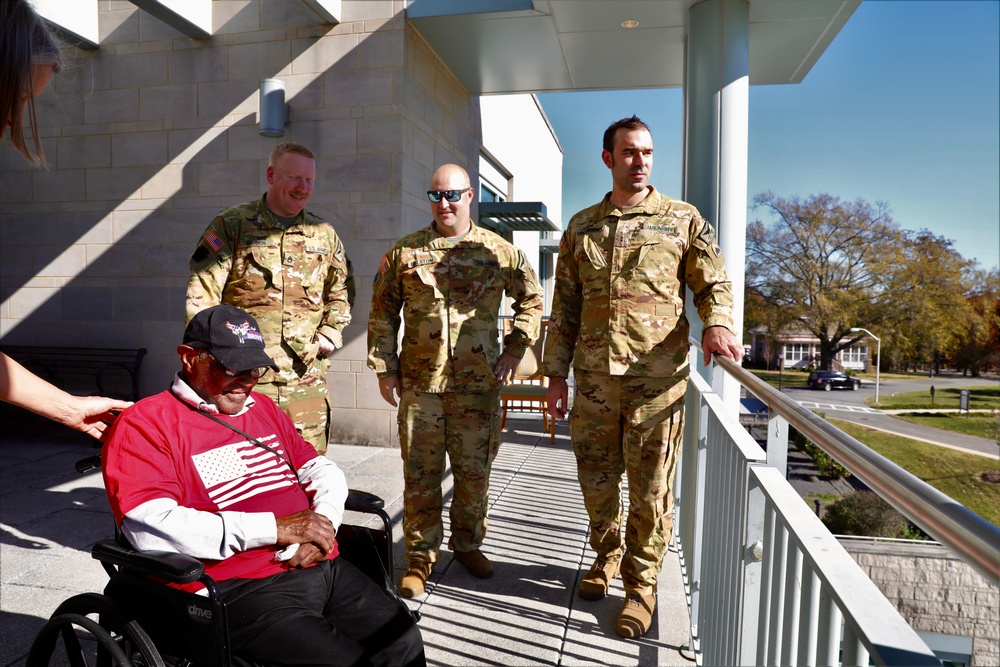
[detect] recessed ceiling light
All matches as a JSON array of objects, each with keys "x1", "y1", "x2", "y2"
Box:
[{"x1": 621, "y1": 19, "x2": 639, "y2": 29}]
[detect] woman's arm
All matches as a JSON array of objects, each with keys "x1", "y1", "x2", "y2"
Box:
[{"x1": 0, "y1": 352, "x2": 132, "y2": 440}]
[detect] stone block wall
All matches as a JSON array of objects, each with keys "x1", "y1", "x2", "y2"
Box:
[
  {"x1": 843, "y1": 539, "x2": 999, "y2": 666},
  {"x1": 0, "y1": 0, "x2": 481, "y2": 445}
]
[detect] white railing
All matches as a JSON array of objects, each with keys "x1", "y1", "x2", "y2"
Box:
[{"x1": 673, "y1": 340, "x2": 999, "y2": 666}]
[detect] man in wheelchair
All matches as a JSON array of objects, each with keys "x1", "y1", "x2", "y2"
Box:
[{"x1": 100, "y1": 304, "x2": 425, "y2": 667}]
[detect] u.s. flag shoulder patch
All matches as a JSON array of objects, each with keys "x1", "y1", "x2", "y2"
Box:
[
  {"x1": 380, "y1": 254, "x2": 391, "y2": 275},
  {"x1": 204, "y1": 230, "x2": 224, "y2": 252}
]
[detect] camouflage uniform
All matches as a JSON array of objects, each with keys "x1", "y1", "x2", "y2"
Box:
[
  {"x1": 368, "y1": 221, "x2": 543, "y2": 564},
  {"x1": 186, "y1": 195, "x2": 355, "y2": 454},
  {"x1": 541, "y1": 187, "x2": 735, "y2": 596}
]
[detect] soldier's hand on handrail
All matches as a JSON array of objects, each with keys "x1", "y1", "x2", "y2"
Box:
[{"x1": 702, "y1": 326, "x2": 743, "y2": 366}]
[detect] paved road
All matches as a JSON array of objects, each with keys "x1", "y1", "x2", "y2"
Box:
[{"x1": 756, "y1": 373, "x2": 999, "y2": 459}]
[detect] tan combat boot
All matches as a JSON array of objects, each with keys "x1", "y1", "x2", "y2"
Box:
[
  {"x1": 616, "y1": 591, "x2": 657, "y2": 638},
  {"x1": 454, "y1": 549, "x2": 494, "y2": 578},
  {"x1": 577, "y1": 555, "x2": 622, "y2": 600},
  {"x1": 399, "y1": 560, "x2": 434, "y2": 598}
]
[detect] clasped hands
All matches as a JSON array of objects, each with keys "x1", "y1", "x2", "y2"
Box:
[{"x1": 275, "y1": 509, "x2": 336, "y2": 568}]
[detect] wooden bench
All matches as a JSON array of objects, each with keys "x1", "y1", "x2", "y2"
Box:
[{"x1": 1, "y1": 346, "x2": 147, "y2": 401}]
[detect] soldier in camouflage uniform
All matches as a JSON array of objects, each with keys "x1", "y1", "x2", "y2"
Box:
[
  {"x1": 541, "y1": 116, "x2": 743, "y2": 638},
  {"x1": 368, "y1": 164, "x2": 543, "y2": 597},
  {"x1": 187, "y1": 142, "x2": 354, "y2": 454}
]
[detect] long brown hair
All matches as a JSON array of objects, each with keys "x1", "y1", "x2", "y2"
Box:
[{"x1": 1, "y1": 0, "x2": 63, "y2": 166}]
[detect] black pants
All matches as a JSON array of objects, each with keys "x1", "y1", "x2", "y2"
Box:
[{"x1": 220, "y1": 558, "x2": 425, "y2": 667}]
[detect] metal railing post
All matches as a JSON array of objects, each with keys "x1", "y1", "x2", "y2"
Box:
[
  {"x1": 739, "y1": 467, "x2": 765, "y2": 665},
  {"x1": 766, "y1": 412, "x2": 788, "y2": 477}
]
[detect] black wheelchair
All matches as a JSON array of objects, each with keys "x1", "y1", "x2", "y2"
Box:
[{"x1": 27, "y1": 455, "x2": 412, "y2": 667}]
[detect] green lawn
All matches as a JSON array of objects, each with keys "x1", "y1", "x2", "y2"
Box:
[
  {"x1": 848, "y1": 370, "x2": 925, "y2": 383},
  {"x1": 747, "y1": 369, "x2": 811, "y2": 388},
  {"x1": 868, "y1": 385, "x2": 1000, "y2": 411},
  {"x1": 830, "y1": 418, "x2": 1000, "y2": 527},
  {"x1": 893, "y1": 412, "x2": 1000, "y2": 441},
  {"x1": 747, "y1": 368, "x2": 918, "y2": 389}
]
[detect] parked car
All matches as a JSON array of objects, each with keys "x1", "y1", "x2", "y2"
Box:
[{"x1": 807, "y1": 371, "x2": 861, "y2": 391}]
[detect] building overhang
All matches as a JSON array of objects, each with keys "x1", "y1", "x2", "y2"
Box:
[
  {"x1": 539, "y1": 237, "x2": 560, "y2": 255},
  {"x1": 407, "y1": 0, "x2": 860, "y2": 94},
  {"x1": 479, "y1": 202, "x2": 559, "y2": 233}
]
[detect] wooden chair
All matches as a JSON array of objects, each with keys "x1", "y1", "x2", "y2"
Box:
[{"x1": 500, "y1": 319, "x2": 555, "y2": 443}]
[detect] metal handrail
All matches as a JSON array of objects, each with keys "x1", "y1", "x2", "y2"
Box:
[{"x1": 692, "y1": 338, "x2": 1000, "y2": 587}]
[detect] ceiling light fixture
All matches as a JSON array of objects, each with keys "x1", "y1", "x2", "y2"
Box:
[{"x1": 621, "y1": 19, "x2": 639, "y2": 29}]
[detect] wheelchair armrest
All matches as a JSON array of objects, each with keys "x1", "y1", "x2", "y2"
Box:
[
  {"x1": 345, "y1": 489, "x2": 385, "y2": 513},
  {"x1": 91, "y1": 538, "x2": 204, "y2": 584}
]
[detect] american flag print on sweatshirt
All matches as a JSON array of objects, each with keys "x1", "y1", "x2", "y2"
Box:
[{"x1": 191, "y1": 434, "x2": 296, "y2": 509}]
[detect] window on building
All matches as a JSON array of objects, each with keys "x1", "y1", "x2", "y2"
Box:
[
  {"x1": 479, "y1": 152, "x2": 509, "y2": 203},
  {"x1": 481, "y1": 187, "x2": 504, "y2": 203},
  {"x1": 841, "y1": 345, "x2": 868, "y2": 365},
  {"x1": 784, "y1": 343, "x2": 808, "y2": 363}
]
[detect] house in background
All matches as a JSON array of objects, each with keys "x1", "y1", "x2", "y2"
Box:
[{"x1": 748, "y1": 326, "x2": 870, "y2": 372}]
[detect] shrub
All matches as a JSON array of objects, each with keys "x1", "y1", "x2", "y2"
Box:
[
  {"x1": 803, "y1": 441, "x2": 850, "y2": 479},
  {"x1": 790, "y1": 412, "x2": 850, "y2": 479},
  {"x1": 822, "y1": 491, "x2": 928, "y2": 539}
]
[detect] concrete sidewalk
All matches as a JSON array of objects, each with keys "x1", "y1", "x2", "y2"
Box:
[{"x1": 0, "y1": 416, "x2": 691, "y2": 666}]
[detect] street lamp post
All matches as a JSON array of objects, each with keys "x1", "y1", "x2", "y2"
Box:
[{"x1": 850, "y1": 327, "x2": 880, "y2": 404}]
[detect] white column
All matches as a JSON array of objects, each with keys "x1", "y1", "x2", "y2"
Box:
[{"x1": 683, "y1": 0, "x2": 749, "y2": 413}]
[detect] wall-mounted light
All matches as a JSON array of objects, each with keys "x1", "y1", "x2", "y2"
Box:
[
  {"x1": 259, "y1": 79, "x2": 288, "y2": 138},
  {"x1": 621, "y1": 19, "x2": 639, "y2": 29}
]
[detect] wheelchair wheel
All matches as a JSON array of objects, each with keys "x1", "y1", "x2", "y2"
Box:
[{"x1": 27, "y1": 593, "x2": 164, "y2": 667}]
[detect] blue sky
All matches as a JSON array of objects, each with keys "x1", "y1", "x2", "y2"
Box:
[{"x1": 537, "y1": 1, "x2": 1000, "y2": 271}]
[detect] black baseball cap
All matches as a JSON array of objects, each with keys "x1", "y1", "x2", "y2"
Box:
[{"x1": 183, "y1": 304, "x2": 278, "y2": 373}]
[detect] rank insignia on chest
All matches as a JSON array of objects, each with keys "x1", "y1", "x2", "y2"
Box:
[
  {"x1": 284, "y1": 256, "x2": 295, "y2": 266},
  {"x1": 305, "y1": 245, "x2": 329, "y2": 255}
]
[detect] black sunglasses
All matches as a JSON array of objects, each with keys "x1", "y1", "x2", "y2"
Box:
[
  {"x1": 202, "y1": 352, "x2": 266, "y2": 378},
  {"x1": 427, "y1": 188, "x2": 469, "y2": 203}
]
